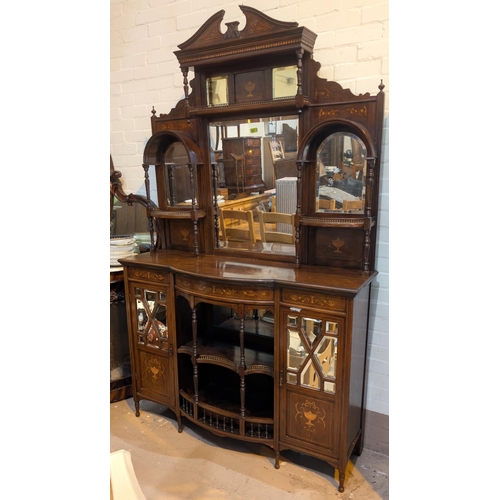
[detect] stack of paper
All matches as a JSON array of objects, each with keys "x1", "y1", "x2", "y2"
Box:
[{"x1": 110, "y1": 237, "x2": 136, "y2": 266}]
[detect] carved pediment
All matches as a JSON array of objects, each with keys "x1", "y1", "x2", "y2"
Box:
[
  {"x1": 177, "y1": 6, "x2": 299, "y2": 51},
  {"x1": 175, "y1": 6, "x2": 316, "y2": 68}
]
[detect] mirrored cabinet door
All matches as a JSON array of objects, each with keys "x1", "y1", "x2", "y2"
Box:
[
  {"x1": 285, "y1": 312, "x2": 339, "y2": 394},
  {"x1": 134, "y1": 286, "x2": 169, "y2": 351}
]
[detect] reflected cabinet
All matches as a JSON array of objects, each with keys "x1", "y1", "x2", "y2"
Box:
[{"x1": 119, "y1": 6, "x2": 384, "y2": 493}]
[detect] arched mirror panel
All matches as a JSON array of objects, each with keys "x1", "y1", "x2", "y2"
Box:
[
  {"x1": 316, "y1": 132, "x2": 367, "y2": 214},
  {"x1": 298, "y1": 120, "x2": 377, "y2": 219},
  {"x1": 142, "y1": 131, "x2": 202, "y2": 210}
]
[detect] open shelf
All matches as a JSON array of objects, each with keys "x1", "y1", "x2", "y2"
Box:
[{"x1": 178, "y1": 337, "x2": 273, "y2": 375}]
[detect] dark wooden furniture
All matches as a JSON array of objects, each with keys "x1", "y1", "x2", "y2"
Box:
[
  {"x1": 119, "y1": 6, "x2": 384, "y2": 492},
  {"x1": 110, "y1": 268, "x2": 133, "y2": 403},
  {"x1": 222, "y1": 137, "x2": 266, "y2": 198}
]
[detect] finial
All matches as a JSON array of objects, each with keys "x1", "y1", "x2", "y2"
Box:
[{"x1": 151, "y1": 106, "x2": 156, "y2": 116}]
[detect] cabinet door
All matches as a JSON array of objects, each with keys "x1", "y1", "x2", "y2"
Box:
[
  {"x1": 130, "y1": 284, "x2": 176, "y2": 407},
  {"x1": 279, "y1": 308, "x2": 343, "y2": 456}
]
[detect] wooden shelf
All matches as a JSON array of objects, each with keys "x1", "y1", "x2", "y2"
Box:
[
  {"x1": 150, "y1": 208, "x2": 207, "y2": 220},
  {"x1": 188, "y1": 97, "x2": 309, "y2": 118},
  {"x1": 178, "y1": 337, "x2": 274, "y2": 376}
]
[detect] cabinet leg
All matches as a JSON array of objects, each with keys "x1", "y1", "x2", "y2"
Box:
[
  {"x1": 338, "y1": 470, "x2": 345, "y2": 493},
  {"x1": 274, "y1": 450, "x2": 280, "y2": 469},
  {"x1": 176, "y1": 414, "x2": 183, "y2": 433},
  {"x1": 134, "y1": 400, "x2": 140, "y2": 417}
]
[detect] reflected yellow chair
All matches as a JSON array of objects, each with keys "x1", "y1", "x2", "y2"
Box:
[
  {"x1": 342, "y1": 199, "x2": 364, "y2": 211},
  {"x1": 318, "y1": 198, "x2": 336, "y2": 210},
  {"x1": 220, "y1": 209, "x2": 256, "y2": 243},
  {"x1": 257, "y1": 211, "x2": 294, "y2": 244}
]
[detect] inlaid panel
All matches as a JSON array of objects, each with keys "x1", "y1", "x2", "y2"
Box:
[
  {"x1": 138, "y1": 350, "x2": 171, "y2": 398},
  {"x1": 128, "y1": 267, "x2": 170, "y2": 285},
  {"x1": 281, "y1": 288, "x2": 346, "y2": 312},
  {"x1": 176, "y1": 275, "x2": 273, "y2": 303},
  {"x1": 285, "y1": 391, "x2": 337, "y2": 453}
]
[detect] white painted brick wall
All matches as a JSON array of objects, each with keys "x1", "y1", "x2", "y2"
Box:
[{"x1": 110, "y1": 0, "x2": 389, "y2": 417}]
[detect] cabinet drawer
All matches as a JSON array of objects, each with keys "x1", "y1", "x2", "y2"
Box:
[
  {"x1": 244, "y1": 148, "x2": 260, "y2": 158},
  {"x1": 176, "y1": 275, "x2": 273, "y2": 303},
  {"x1": 245, "y1": 167, "x2": 262, "y2": 177},
  {"x1": 245, "y1": 138, "x2": 260, "y2": 148},
  {"x1": 127, "y1": 267, "x2": 170, "y2": 285},
  {"x1": 281, "y1": 288, "x2": 346, "y2": 313}
]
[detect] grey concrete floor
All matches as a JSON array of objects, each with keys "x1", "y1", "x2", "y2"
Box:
[{"x1": 111, "y1": 398, "x2": 389, "y2": 499}]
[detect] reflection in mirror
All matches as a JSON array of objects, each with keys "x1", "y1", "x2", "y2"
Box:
[
  {"x1": 210, "y1": 115, "x2": 298, "y2": 255},
  {"x1": 287, "y1": 328, "x2": 306, "y2": 371},
  {"x1": 206, "y1": 75, "x2": 229, "y2": 106},
  {"x1": 301, "y1": 358, "x2": 321, "y2": 389},
  {"x1": 272, "y1": 66, "x2": 297, "y2": 98},
  {"x1": 314, "y1": 335, "x2": 337, "y2": 394},
  {"x1": 162, "y1": 141, "x2": 198, "y2": 208},
  {"x1": 302, "y1": 317, "x2": 322, "y2": 346},
  {"x1": 135, "y1": 289, "x2": 168, "y2": 349},
  {"x1": 316, "y1": 132, "x2": 367, "y2": 214}
]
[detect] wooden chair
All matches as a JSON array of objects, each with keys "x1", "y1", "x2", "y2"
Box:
[
  {"x1": 230, "y1": 153, "x2": 246, "y2": 194},
  {"x1": 220, "y1": 209, "x2": 256, "y2": 243},
  {"x1": 318, "y1": 198, "x2": 336, "y2": 210},
  {"x1": 342, "y1": 199, "x2": 364, "y2": 211},
  {"x1": 257, "y1": 211, "x2": 294, "y2": 244}
]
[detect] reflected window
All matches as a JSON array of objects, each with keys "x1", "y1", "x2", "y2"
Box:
[{"x1": 316, "y1": 132, "x2": 367, "y2": 213}]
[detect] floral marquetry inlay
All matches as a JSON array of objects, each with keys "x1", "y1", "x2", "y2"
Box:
[
  {"x1": 130, "y1": 268, "x2": 166, "y2": 283},
  {"x1": 159, "y1": 121, "x2": 191, "y2": 132},
  {"x1": 176, "y1": 276, "x2": 273, "y2": 302},
  {"x1": 295, "y1": 399, "x2": 326, "y2": 435},
  {"x1": 145, "y1": 356, "x2": 164, "y2": 383},
  {"x1": 318, "y1": 106, "x2": 368, "y2": 120},
  {"x1": 246, "y1": 19, "x2": 273, "y2": 35},
  {"x1": 284, "y1": 291, "x2": 345, "y2": 311}
]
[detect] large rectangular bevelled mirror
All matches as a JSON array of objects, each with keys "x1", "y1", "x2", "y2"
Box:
[{"x1": 209, "y1": 115, "x2": 298, "y2": 256}]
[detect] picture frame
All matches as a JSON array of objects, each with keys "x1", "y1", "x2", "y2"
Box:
[{"x1": 269, "y1": 139, "x2": 285, "y2": 163}]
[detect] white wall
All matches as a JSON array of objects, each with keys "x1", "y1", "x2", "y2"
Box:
[{"x1": 110, "y1": 0, "x2": 389, "y2": 416}]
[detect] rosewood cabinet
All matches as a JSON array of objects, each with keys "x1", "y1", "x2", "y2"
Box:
[{"x1": 117, "y1": 6, "x2": 384, "y2": 493}]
